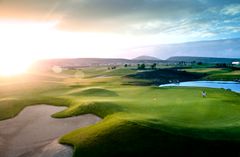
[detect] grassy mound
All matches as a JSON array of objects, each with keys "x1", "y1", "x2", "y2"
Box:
[
  {"x1": 70, "y1": 88, "x2": 118, "y2": 97},
  {"x1": 61, "y1": 118, "x2": 240, "y2": 157},
  {"x1": 53, "y1": 101, "x2": 123, "y2": 118}
]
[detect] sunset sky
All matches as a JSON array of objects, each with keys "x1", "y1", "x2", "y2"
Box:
[{"x1": 0, "y1": 0, "x2": 240, "y2": 64}]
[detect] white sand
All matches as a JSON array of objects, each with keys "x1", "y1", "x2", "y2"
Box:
[{"x1": 0, "y1": 105, "x2": 101, "y2": 157}]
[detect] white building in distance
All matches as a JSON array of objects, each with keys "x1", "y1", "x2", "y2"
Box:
[{"x1": 232, "y1": 61, "x2": 240, "y2": 65}]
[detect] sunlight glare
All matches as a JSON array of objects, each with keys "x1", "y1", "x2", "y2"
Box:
[
  {"x1": 0, "y1": 60, "x2": 32, "y2": 76},
  {"x1": 0, "y1": 20, "x2": 57, "y2": 76},
  {"x1": 0, "y1": 19, "x2": 182, "y2": 74}
]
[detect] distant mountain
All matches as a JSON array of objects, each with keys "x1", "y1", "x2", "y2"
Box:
[
  {"x1": 167, "y1": 56, "x2": 240, "y2": 63},
  {"x1": 130, "y1": 38, "x2": 240, "y2": 59},
  {"x1": 133, "y1": 55, "x2": 160, "y2": 60}
]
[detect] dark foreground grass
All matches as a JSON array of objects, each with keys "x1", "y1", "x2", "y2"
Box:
[{"x1": 1, "y1": 67, "x2": 240, "y2": 157}]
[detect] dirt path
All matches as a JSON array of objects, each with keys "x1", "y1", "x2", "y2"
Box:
[{"x1": 0, "y1": 105, "x2": 101, "y2": 157}]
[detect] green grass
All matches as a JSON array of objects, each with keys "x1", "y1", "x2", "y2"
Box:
[
  {"x1": 184, "y1": 67, "x2": 240, "y2": 81},
  {"x1": 58, "y1": 86, "x2": 240, "y2": 157},
  {"x1": 70, "y1": 88, "x2": 118, "y2": 97},
  {"x1": 0, "y1": 66, "x2": 240, "y2": 156}
]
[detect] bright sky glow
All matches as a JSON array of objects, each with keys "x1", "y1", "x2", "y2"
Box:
[
  {"x1": 0, "y1": 20, "x2": 55, "y2": 76},
  {"x1": 0, "y1": 20, "x2": 138, "y2": 75},
  {"x1": 0, "y1": 58, "x2": 32, "y2": 76},
  {"x1": 0, "y1": 19, "x2": 188, "y2": 75},
  {"x1": 0, "y1": 0, "x2": 240, "y2": 75}
]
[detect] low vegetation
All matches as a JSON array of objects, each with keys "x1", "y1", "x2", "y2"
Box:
[{"x1": 126, "y1": 68, "x2": 204, "y2": 85}]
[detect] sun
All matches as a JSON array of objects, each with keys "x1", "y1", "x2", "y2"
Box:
[
  {"x1": 0, "y1": 20, "x2": 57, "y2": 76},
  {"x1": 0, "y1": 59, "x2": 32, "y2": 76}
]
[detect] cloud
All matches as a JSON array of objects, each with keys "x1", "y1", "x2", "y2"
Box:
[
  {"x1": 0, "y1": 0, "x2": 240, "y2": 43},
  {"x1": 221, "y1": 4, "x2": 240, "y2": 15},
  {"x1": 0, "y1": 0, "x2": 205, "y2": 31}
]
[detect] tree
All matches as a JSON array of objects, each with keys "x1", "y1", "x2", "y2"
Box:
[
  {"x1": 151, "y1": 63, "x2": 157, "y2": 69},
  {"x1": 191, "y1": 61, "x2": 196, "y2": 65},
  {"x1": 216, "y1": 63, "x2": 227, "y2": 68},
  {"x1": 138, "y1": 63, "x2": 145, "y2": 70},
  {"x1": 124, "y1": 64, "x2": 128, "y2": 67},
  {"x1": 111, "y1": 66, "x2": 117, "y2": 69},
  {"x1": 137, "y1": 64, "x2": 140, "y2": 69}
]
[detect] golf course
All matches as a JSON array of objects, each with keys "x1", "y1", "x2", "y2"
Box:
[
  {"x1": 1, "y1": 0, "x2": 240, "y2": 156},
  {"x1": 0, "y1": 64, "x2": 240, "y2": 157}
]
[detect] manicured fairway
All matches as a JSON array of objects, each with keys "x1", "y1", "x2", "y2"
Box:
[{"x1": 0, "y1": 67, "x2": 240, "y2": 157}]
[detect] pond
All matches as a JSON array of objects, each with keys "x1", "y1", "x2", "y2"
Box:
[{"x1": 159, "y1": 81, "x2": 240, "y2": 93}]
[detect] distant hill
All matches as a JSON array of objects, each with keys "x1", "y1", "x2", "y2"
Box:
[
  {"x1": 32, "y1": 55, "x2": 240, "y2": 71},
  {"x1": 34, "y1": 58, "x2": 129, "y2": 69},
  {"x1": 167, "y1": 56, "x2": 240, "y2": 63},
  {"x1": 133, "y1": 55, "x2": 160, "y2": 60},
  {"x1": 33, "y1": 57, "x2": 164, "y2": 70},
  {"x1": 131, "y1": 38, "x2": 240, "y2": 59}
]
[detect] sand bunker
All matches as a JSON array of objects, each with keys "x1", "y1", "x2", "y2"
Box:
[{"x1": 0, "y1": 105, "x2": 101, "y2": 157}]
